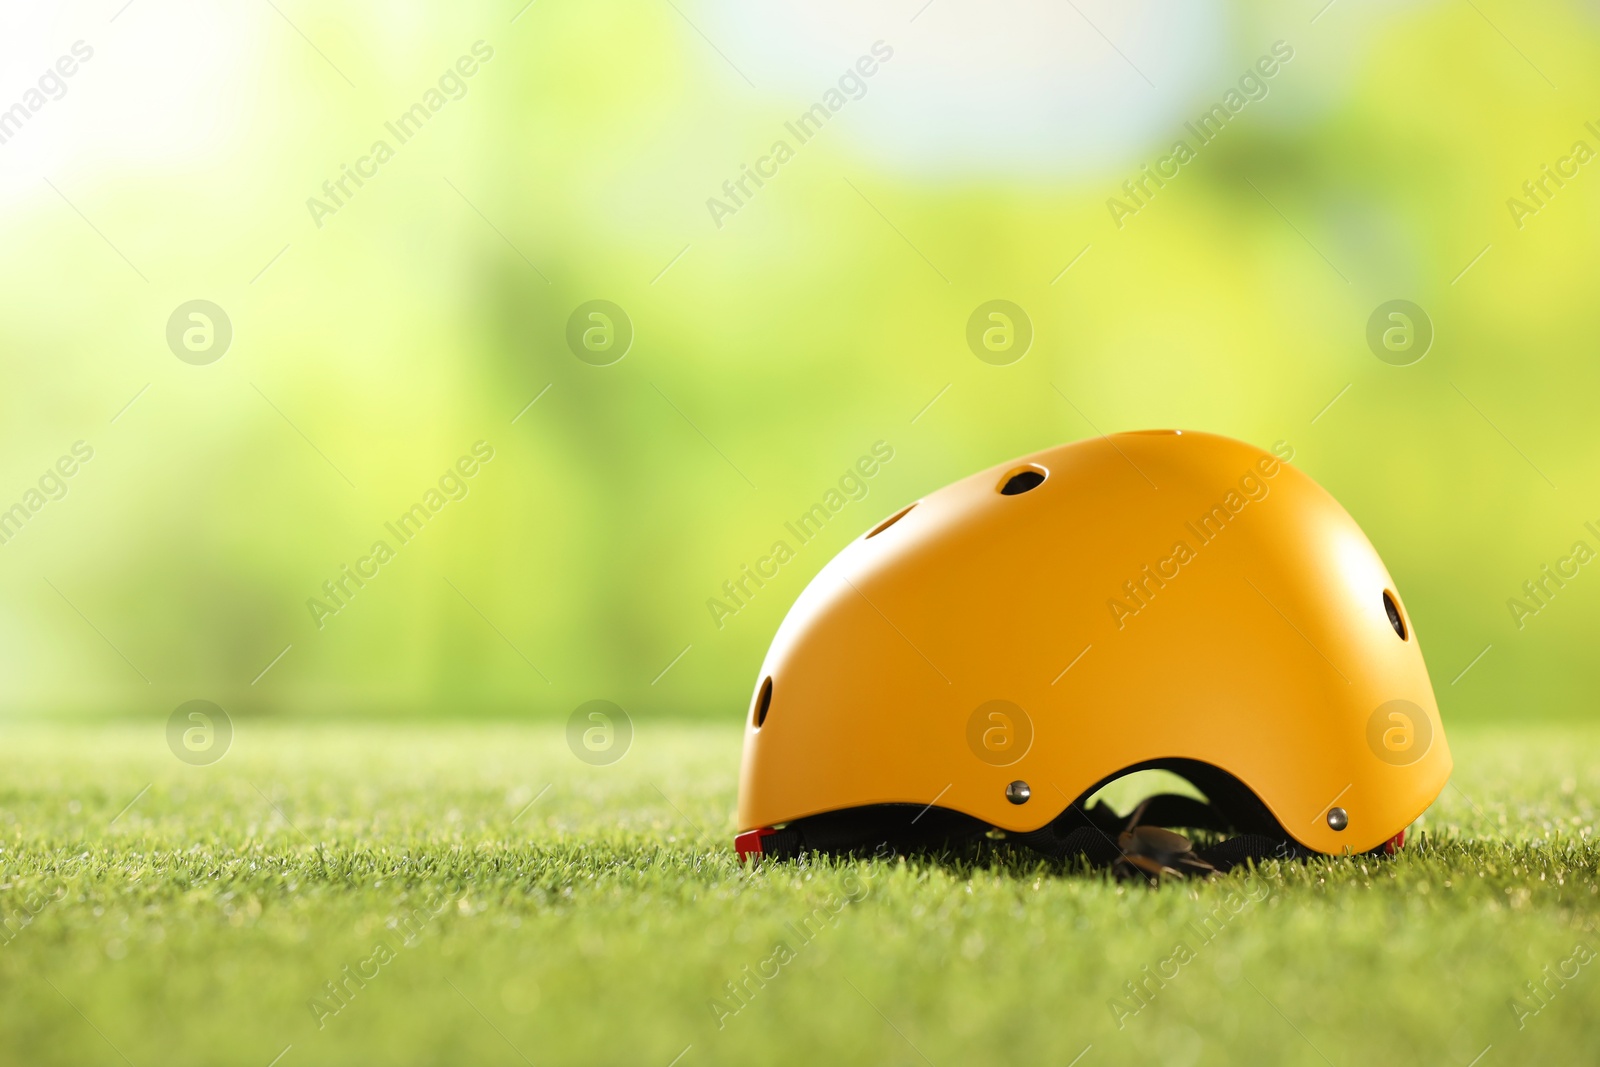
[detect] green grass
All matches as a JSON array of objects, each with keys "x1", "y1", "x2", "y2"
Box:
[{"x1": 0, "y1": 721, "x2": 1596, "y2": 1066}]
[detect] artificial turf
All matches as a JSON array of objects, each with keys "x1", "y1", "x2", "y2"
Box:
[{"x1": 0, "y1": 721, "x2": 1595, "y2": 1066}]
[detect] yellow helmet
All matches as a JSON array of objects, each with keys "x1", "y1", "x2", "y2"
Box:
[{"x1": 734, "y1": 431, "x2": 1450, "y2": 872}]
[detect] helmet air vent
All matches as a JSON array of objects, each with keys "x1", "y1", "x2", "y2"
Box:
[
  {"x1": 752, "y1": 677, "x2": 774, "y2": 727},
  {"x1": 999, "y1": 466, "x2": 1047, "y2": 495},
  {"x1": 1382, "y1": 590, "x2": 1407, "y2": 641},
  {"x1": 867, "y1": 503, "x2": 916, "y2": 538}
]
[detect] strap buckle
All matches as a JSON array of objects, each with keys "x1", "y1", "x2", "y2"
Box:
[{"x1": 734, "y1": 827, "x2": 776, "y2": 861}]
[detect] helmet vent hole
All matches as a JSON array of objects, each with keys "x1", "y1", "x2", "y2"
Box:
[
  {"x1": 1383, "y1": 591, "x2": 1407, "y2": 641},
  {"x1": 999, "y1": 466, "x2": 1047, "y2": 495},
  {"x1": 867, "y1": 503, "x2": 915, "y2": 538},
  {"x1": 752, "y1": 677, "x2": 773, "y2": 727}
]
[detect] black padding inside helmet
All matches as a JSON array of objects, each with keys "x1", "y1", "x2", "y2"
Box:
[
  {"x1": 1133, "y1": 793, "x2": 1231, "y2": 833},
  {"x1": 1013, "y1": 823, "x2": 1123, "y2": 866},
  {"x1": 756, "y1": 804, "x2": 989, "y2": 860},
  {"x1": 1103, "y1": 757, "x2": 1297, "y2": 840}
]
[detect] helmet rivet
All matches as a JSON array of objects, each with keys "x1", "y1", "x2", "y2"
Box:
[
  {"x1": 1327, "y1": 806, "x2": 1348, "y2": 831},
  {"x1": 1005, "y1": 780, "x2": 1031, "y2": 805}
]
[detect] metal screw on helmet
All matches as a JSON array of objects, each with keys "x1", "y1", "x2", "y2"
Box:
[
  {"x1": 1327, "y1": 806, "x2": 1348, "y2": 831},
  {"x1": 1005, "y1": 780, "x2": 1031, "y2": 805}
]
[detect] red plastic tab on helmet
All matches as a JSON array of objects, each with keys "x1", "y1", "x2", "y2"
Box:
[
  {"x1": 1383, "y1": 829, "x2": 1406, "y2": 855},
  {"x1": 735, "y1": 827, "x2": 776, "y2": 861}
]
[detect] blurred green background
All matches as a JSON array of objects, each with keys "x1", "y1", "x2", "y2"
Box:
[{"x1": 1, "y1": 0, "x2": 1596, "y2": 726}]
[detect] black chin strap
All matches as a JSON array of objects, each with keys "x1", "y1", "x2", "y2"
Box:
[{"x1": 1014, "y1": 793, "x2": 1308, "y2": 878}]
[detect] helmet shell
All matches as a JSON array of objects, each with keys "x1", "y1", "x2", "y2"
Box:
[{"x1": 736, "y1": 431, "x2": 1451, "y2": 855}]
